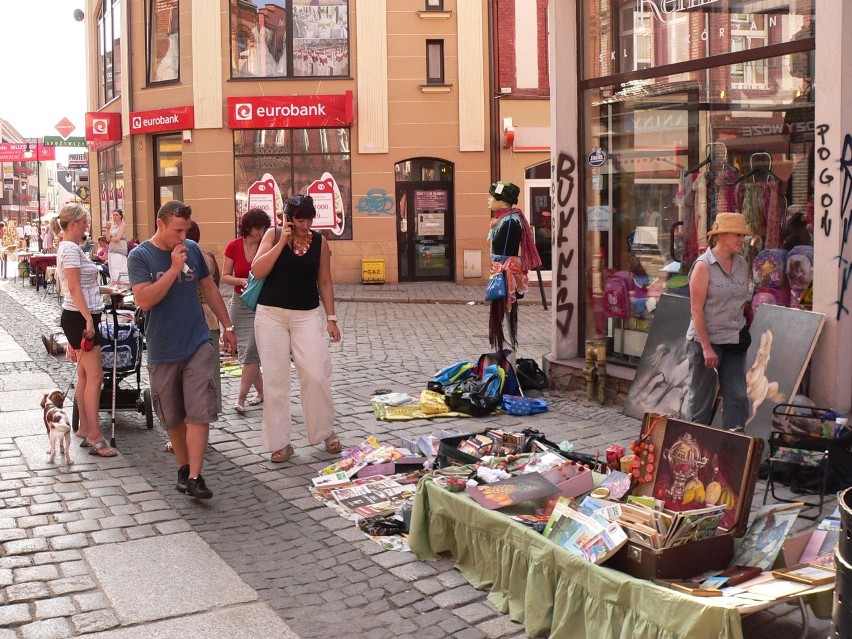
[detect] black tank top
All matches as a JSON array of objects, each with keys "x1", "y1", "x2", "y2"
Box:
[
  {"x1": 257, "y1": 230, "x2": 322, "y2": 310},
  {"x1": 491, "y1": 217, "x2": 522, "y2": 257}
]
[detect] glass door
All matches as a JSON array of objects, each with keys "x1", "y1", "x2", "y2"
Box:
[{"x1": 395, "y1": 158, "x2": 454, "y2": 281}]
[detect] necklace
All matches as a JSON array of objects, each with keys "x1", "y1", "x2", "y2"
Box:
[{"x1": 292, "y1": 232, "x2": 312, "y2": 257}]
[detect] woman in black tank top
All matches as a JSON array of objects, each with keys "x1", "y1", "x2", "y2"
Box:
[{"x1": 251, "y1": 195, "x2": 343, "y2": 464}]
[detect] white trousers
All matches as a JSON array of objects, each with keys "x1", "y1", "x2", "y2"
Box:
[
  {"x1": 108, "y1": 252, "x2": 128, "y2": 285},
  {"x1": 254, "y1": 304, "x2": 334, "y2": 452}
]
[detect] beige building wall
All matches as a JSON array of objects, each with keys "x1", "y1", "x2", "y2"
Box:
[{"x1": 84, "y1": 0, "x2": 494, "y2": 284}]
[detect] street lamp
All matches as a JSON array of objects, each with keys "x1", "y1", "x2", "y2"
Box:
[{"x1": 23, "y1": 141, "x2": 43, "y2": 252}]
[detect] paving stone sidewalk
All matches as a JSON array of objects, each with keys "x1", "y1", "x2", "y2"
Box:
[{"x1": 0, "y1": 276, "x2": 835, "y2": 638}]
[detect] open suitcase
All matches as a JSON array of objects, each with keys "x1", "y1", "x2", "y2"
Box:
[{"x1": 606, "y1": 414, "x2": 764, "y2": 580}]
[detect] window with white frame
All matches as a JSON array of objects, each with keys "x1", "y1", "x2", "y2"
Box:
[{"x1": 97, "y1": 0, "x2": 122, "y2": 105}]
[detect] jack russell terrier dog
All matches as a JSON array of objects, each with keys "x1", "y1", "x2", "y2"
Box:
[{"x1": 41, "y1": 389, "x2": 72, "y2": 464}]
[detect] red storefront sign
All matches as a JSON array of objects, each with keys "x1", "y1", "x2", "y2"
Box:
[
  {"x1": 0, "y1": 143, "x2": 56, "y2": 162},
  {"x1": 129, "y1": 106, "x2": 195, "y2": 135},
  {"x1": 227, "y1": 91, "x2": 354, "y2": 129},
  {"x1": 85, "y1": 112, "x2": 122, "y2": 142}
]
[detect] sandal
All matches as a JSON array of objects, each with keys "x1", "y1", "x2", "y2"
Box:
[
  {"x1": 324, "y1": 434, "x2": 342, "y2": 455},
  {"x1": 233, "y1": 403, "x2": 245, "y2": 414},
  {"x1": 270, "y1": 445, "x2": 294, "y2": 464},
  {"x1": 89, "y1": 440, "x2": 118, "y2": 457},
  {"x1": 247, "y1": 397, "x2": 264, "y2": 406}
]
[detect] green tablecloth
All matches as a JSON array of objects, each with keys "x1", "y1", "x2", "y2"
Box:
[{"x1": 409, "y1": 478, "x2": 745, "y2": 639}]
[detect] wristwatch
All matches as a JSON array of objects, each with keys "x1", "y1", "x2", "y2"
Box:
[
  {"x1": 327, "y1": 315, "x2": 338, "y2": 322},
  {"x1": 224, "y1": 325, "x2": 235, "y2": 332}
]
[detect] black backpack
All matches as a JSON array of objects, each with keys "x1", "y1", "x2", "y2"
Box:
[{"x1": 516, "y1": 358, "x2": 548, "y2": 391}]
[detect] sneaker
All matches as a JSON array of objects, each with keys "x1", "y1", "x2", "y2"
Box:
[
  {"x1": 186, "y1": 475, "x2": 213, "y2": 500},
  {"x1": 176, "y1": 465, "x2": 190, "y2": 494}
]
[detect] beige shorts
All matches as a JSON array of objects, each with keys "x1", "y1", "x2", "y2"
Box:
[{"x1": 148, "y1": 341, "x2": 218, "y2": 429}]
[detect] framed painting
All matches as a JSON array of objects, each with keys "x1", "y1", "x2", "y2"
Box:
[
  {"x1": 632, "y1": 415, "x2": 763, "y2": 535},
  {"x1": 623, "y1": 294, "x2": 694, "y2": 420},
  {"x1": 711, "y1": 305, "x2": 825, "y2": 442}
]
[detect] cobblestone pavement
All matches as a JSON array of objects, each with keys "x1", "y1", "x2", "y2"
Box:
[{"x1": 0, "y1": 274, "x2": 835, "y2": 638}]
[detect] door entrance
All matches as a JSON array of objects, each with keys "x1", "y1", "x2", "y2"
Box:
[{"x1": 395, "y1": 158, "x2": 454, "y2": 281}]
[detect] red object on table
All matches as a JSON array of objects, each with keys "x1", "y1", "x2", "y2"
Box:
[{"x1": 28, "y1": 254, "x2": 57, "y2": 292}]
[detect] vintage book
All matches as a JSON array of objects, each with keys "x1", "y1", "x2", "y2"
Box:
[
  {"x1": 312, "y1": 472, "x2": 350, "y2": 489},
  {"x1": 466, "y1": 472, "x2": 559, "y2": 510},
  {"x1": 543, "y1": 497, "x2": 628, "y2": 564},
  {"x1": 663, "y1": 503, "x2": 727, "y2": 548},
  {"x1": 331, "y1": 478, "x2": 415, "y2": 516}
]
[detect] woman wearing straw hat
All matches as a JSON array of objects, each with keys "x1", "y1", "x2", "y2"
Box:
[{"x1": 685, "y1": 212, "x2": 753, "y2": 431}]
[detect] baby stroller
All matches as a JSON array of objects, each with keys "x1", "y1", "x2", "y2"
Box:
[{"x1": 72, "y1": 296, "x2": 155, "y2": 441}]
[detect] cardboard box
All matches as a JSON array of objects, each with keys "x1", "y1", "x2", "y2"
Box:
[
  {"x1": 607, "y1": 414, "x2": 764, "y2": 580},
  {"x1": 541, "y1": 464, "x2": 594, "y2": 499}
]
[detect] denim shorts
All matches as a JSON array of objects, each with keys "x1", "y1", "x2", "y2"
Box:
[{"x1": 148, "y1": 341, "x2": 218, "y2": 429}]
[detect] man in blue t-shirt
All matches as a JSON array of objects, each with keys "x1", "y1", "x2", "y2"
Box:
[{"x1": 129, "y1": 201, "x2": 237, "y2": 500}]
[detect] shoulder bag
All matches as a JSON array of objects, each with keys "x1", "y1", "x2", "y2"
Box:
[
  {"x1": 239, "y1": 227, "x2": 281, "y2": 311},
  {"x1": 485, "y1": 220, "x2": 512, "y2": 301}
]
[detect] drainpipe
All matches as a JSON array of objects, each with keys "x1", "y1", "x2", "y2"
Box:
[{"x1": 488, "y1": 0, "x2": 500, "y2": 182}]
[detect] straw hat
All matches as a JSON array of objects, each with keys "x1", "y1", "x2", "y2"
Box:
[{"x1": 707, "y1": 212, "x2": 753, "y2": 237}]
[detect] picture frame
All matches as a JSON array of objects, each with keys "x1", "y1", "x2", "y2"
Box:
[{"x1": 772, "y1": 564, "x2": 836, "y2": 586}]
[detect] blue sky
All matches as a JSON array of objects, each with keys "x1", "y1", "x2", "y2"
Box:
[{"x1": 0, "y1": 1, "x2": 87, "y2": 161}]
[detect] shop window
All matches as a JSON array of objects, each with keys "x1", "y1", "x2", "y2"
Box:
[
  {"x1": 230, "y1": 0, "x2": 349, "y2": 79},
  {"x1": 154, "y1": 134, "x2": 183, "y2": 213},
  {"x1": 426, "y1": 40, "x2": 445, "y2": 84},
  {"x1": 97, "y1": 0, "x2": 122, "y2": 105},
  {"x1": 581, "y1": 49, "x2": 814, "y2": 364},
  {"x1": 97, "y1": 145, "x2": 124, "y2": 233},
  {"x1": 147, "y1": 0, "x2": 180, "y2": 84},
  {"x1": 234, "y1": 128, "x2": 352, "y2": 240}
]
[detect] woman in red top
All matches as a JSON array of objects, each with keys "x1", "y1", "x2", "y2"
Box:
[{"x1": 222, "y1": 208, "x2": 270, "y2": 412}]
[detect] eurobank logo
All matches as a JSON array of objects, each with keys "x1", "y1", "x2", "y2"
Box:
[
  {"x1": 234, "y1": 103, "x2": 253, "y2": 121},
  {"x1": 227, "y1": 92, "x2": 354, "y2": 130},
  {"x1": 637, "y1": 0, "x2": 720, "y2": 23}
]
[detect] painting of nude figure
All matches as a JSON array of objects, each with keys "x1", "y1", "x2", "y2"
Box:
[{"x1": 711, "y1": 304, "x2": 824, "y2": 443}]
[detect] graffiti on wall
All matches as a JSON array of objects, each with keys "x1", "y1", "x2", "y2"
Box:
[
  {"x1": 356, "y1": 189, "x2": 394, "y2": 216},
  {"x1": 554, "y1": 152, "x2": 577, "y2": 336},
  {"x1": 816, "y1": 123, "x2": 852, "y2": 320}
]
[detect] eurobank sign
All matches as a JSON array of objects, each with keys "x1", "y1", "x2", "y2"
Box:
[
  {"x1": 129, "y1": 106, "x2": 194, "y2": 134},
  {"x1": 227, "y1": 92, "x2": 354, "y2": 129}
]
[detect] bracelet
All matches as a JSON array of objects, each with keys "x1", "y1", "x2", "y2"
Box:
[
  {"x1": 327, "y1": 315, "x2": 337, "y2": 322},
  {"x1": 224, "y1": 325, "x2": 235, "y2": 333}
]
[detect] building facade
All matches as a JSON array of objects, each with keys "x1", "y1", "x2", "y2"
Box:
[
  {"x1": 549, "y1": 0, "x2": 852, "y2": 414},
  {"x1": 82, "y1": 0, "x2": 501, "y2": 284}
]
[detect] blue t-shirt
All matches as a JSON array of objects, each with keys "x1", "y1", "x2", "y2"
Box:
[{"x1": 128, "y1": 239, "x2": 212, "y2": 364}]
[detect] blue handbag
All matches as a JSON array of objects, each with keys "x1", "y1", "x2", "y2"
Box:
[
  {"x1": 238, "y1": 227, "x2": 281, "y2": 311},
  {"x1": 239, "y1": 271, "x2": 264, "y2": 311},
  {"x1": 485, "y1": 272, "x2": 507, "y2": 301},
  {"x1": 485, "y1": 222, "x2": 511, "y2": 301}
]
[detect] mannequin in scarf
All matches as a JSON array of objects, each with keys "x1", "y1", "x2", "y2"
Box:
[{"x1": 487, "y1": 181, "x2": 542, "y2": 352}]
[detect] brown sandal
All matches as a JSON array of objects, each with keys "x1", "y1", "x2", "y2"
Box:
[
  {"x1": 270, "y1": 445, "x2": 294, "y2": 463},
  {"x1": 324, "y1": 435, "x2": 342, "y2": 455}
]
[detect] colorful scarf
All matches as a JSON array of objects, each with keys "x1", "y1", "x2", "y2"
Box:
[{"x1": 488, "y1": 208, "x2": 542, "y2": 272}]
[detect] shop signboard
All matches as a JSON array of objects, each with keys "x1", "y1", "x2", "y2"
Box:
[
  {"x1": 0, "y1": 143, "x2": 56, "y2": 162},
  {"x1": 129, "y1": 106, "x2": 194, "y2": 135},
  {"x1": 417, "y1": 213, "x2": 445, "y2": 236},
  {"x1": 54, "y1": 117, "x2": 76, "y2": 140},
  {"x1": 227, "y1": 92, "x2": 354, "y2": 129},
  {"x1": 588, "y1": 148, "x2": 607, "y2": 167},
  {"x1": 67, "y1": 153, "x2": 88, "y2": 169},
  {"x1": 85, "y1": 112, "x2": 122, "y2": 142},
  {"x1": 42, "y1": 136, "x2": 87, "y2": 147},
  {"x1": 587, "y1": 206, "x2": 611, "y2": 232}
]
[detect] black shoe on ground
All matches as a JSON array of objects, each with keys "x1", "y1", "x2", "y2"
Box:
[
  {"x1": 176, "y1": 465, "x2": 190, "y2": 494},
  {"x1": 186, "y1": 475, "x2": 213, "y2": 499}
]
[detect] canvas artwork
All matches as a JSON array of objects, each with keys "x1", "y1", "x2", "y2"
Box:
[
  {"x1": 466, "y1": 473, "x2": 559, "y2": 510},
  {"x1": 623, "y1": 294, "x2": 694, "y2": 420},
  {"x1": 711, "y1": 305, "x2": 825, "y2": 442},
  {"x1": 633, "y1": 416, "x2": 761, "y2": 533}
]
